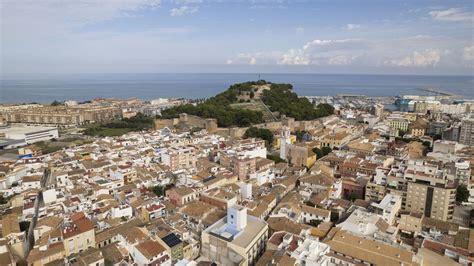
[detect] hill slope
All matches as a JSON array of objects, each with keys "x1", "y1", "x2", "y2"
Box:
[{"x1": 160, "y1": 80, "x2": 334, "y2": 127}]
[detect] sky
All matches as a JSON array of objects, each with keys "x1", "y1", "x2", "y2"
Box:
[{"x1": 1, "y1": 0, "x2": 473, "y2": 75}]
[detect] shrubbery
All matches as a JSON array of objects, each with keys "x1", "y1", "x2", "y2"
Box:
[
  {"x1": 161, "y1": 80, "x2": 334, "y2": 127},
  {"x1": 84, "y1": 113, "x2": 154, "y2": 136},
  {"x1": 244, "y1": 127, "x2": 274, "y2": 145}
]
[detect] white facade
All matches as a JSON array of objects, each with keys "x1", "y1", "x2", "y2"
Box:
[
  {"x1": 279, "y1": 127, "x2": 291, "y2": 160},
  {"x1": 239, "y1": 183, "x2": 252, "y2": 199},
  {"x1": 330, "y1": 179, "x2": 342, "y2": 199},
  {"x1": 0, "y1": 126, "x2": 59, "y2": 144},
  {"x1": 227, "y1": 206, "x2": 247, "y2": 232},
  {"x1": 43, "y1": 188, "x2": 58, "y2": 205},
  {"x1": 291, "y1": 236, "x2": 330, "y2": 266},
  {"x1": 370, "y1": 194, "x2": 402, "y2": 225},
  {"x1": 249, "y1": 168, "x2": 275, "y2": 185},
  {"x1": 111, "y1": 205, "x2": 133, "y2": 219}
]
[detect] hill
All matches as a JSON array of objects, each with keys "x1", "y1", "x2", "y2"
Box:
[{"x1": 160, "y1": 80, "x2": 334, "y2": 127}]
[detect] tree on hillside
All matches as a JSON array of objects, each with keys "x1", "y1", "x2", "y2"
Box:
[
  {"x1": 244, "y1": 127, "x2": 274, "y2": 146},
  {"x1": 160, "y1": 80, "x2": 334, "y2": 127},
  {"x1": 295, "y1": 130, "x2": 307, "y2": 141},
  {"x1": 312, "y1": 147, "x2": 332, "y2": 160},
  {"x1": 51, "y1": 100, "x2": 62, "y2": 106},
  {"x1": 152, "y1": 185, "x2": 165, "y2": 197},
  {"x1": 456, "y1": 183, "x2": 469, "y2": 203},
  {"x1": 321, "y1": 147, "x2": 332, "y2": 156}
]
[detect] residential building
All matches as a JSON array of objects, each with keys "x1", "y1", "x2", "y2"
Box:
[
  {"x1": 161, "y1": 146, "x2": 197, "y2": 172},
  {"x1": 459, "y1": 117, "x2": 474, "y2": 146},
  {"x1": 370, "y1": 194, "x2": 402, "y2": 225},
  {"x1": 201, "y1": 206, "x2": 268, "y2": 266},
  {"x1": 62, "y1": 213, "x2": 96, "y2": 256}
]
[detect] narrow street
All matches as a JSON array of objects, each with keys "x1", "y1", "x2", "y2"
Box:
[{"x1": 24, "y1": 169, "x2": 50, "y2": 256}]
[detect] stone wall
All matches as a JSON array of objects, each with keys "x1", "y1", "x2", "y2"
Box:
[
  {"x1": 154, "y1": 113, "x2": 217, "y2": 132},
  {"x1": 155, "y1": 113, "x2": 337, "y2": 138}
]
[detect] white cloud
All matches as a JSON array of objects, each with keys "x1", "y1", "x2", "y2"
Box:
[
  {"x1": 345, "y1": 24, "x2": 361, "y2": 30},
  {"x1": 429, "y1": 8, "x2": 473, "y2": 22},
  {"x1": 2, "y1": 0, "x2": 161, "y2": 28},
  {"x1": 295, "y1": 27, "x2": 305, "y2": 34},
  {"x1": 226, "y1": 52, "x2": 281, "y2": 65},
  {"x1": 170, "y1": 5, "x2": 199, "y2": 16},
  {"x1": 176, "y1": 0, "x2": 202, "y2": 3},
  {"x1": 384, "y1": 49, "x2": 442, "y2": 67},
  {"x1": 280, "y1": 49, "x2": 310, "y2": 65},
  {"x1": 463, "y1": 46, "x2": 474, "y2": 61},
  {"x1": 280, "y1": 39, "x2": 366, "y2": 65}
]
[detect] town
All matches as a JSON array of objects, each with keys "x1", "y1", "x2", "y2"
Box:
[{"x1": 0, "y1": 81, "x2": 473, "y2": 266}]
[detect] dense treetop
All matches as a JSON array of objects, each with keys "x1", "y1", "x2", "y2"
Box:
[
  {"x1": 261, "y1": 83, "x2": 334, "y2": 121},
  {"x1": 160, "y1": 80, "x2": 334, "y2": 127}
]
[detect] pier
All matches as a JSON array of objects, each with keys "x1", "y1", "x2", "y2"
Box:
[{"x1": 418, "y1": 87, "x2": 456, "y2": 97}]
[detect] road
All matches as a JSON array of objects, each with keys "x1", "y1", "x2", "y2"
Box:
[{"x1": 24, "y1": 168, "x2": 50, "y2": 256}]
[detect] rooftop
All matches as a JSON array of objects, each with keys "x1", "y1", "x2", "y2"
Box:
[{"x1": 205, "y1": 214, "x2": 267, "y2": 249}]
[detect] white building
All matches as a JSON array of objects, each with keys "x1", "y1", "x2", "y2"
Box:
[
  {"x1": 43, "y1": 188, "x2": 58, "y2": 205},
  {"x1": 201, "y1": 205, "x2": 268, "y2": 266},
  {"x1": 370, "y1": 194, "x2": 402, "y2": 225},
  {"x1": 279, "y1": 127, "x2": 291, "y2": 160},
  {"x1": 336, "y1": 208, "x2": 397, "y2": 242},
  {"x1": 249, "y1": 168, "x2": 275, "y2": 185},
  {"x1": 0, "y1": 125, "x2": 59, "y2": 145},
  {"x1": 291, "y1": 235, "x2": 330, "y2": 266},
  {"x1": 21, "y1": 175, "x2": 42, "y2": 190},
  {"x1": 111, "y1": 205, "x2": 133, "y2": 219}
]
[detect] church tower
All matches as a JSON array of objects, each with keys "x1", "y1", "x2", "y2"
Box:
[{"x1": 280, "y1": 126, "x2": 291, "y2": 160}]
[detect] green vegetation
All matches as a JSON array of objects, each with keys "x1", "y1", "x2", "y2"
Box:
[
  {"x1": 261, "y1": 83, "x2": 334, "y2": 120},
  {"x1": 161, "y1": 81, "x2": 266, "y2": 127},
  {"x1": 151, "y1": 183, "x2": 175, "y2": 197},
  {"x1": 348, "y1": 193, "x2": 357, "y2": 202},
  {"x1": 312, "y1": 147, "x2": 332, "y2": 160},
  {"x1": 51, "y1": 100, "x2": 63, "y2": 106},
  {"x1": 152, "y1": 185, "x2": 165, "y2": 197},
  {"x1": 230, "y1": 101, "x2": 276, "y2": 122},
  {"x1": 35, "y1": 141, "x2": 63, "y2": 154},
  {"x1": 0, "y1": 195, "x2": 9, "y2": 205},
  {"x1": 244, "y1": 127, "x2": 274, "y2": 145},
  {"x1": 84, "y1": 113, "x2": 154, "y2": 137},
  {"x1": 19, "y1": 221, "x2": 30, "y2": 232},
  {"x1": 456, "y1": 183, "x2": 469, "y2": 203},
  {"x1": 161, "y1": 80, "x2": 334, "y2": 127},
  {"x1": 35, "y1": 137, "x2": 94, "y2": 154},
  {"x1": 308, "y1": 219, "x2": 322, "y2": 227},
  {"x1": 267, "y1": 154, "x2": 286, "y2": 164},
  {"x1": 295, "y1": 130, "x2": 309, "y2": 141}
]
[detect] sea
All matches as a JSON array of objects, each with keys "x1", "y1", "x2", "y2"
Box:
[{"x1": 0, "y1": 73, "x2": 473, "y2": 104}]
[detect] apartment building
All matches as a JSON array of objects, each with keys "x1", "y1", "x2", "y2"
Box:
[
  {"x1": 326, "y1": 228, "x2": 422, "y2": 265},
  {"x1": 388, "y1": 118, "x2": 410, "y2": 132},
  {"x1": 387, "y1": 160, "x2": 456, "y2": 221},
  {"x1": 406, "y1": 182, "x2": 455, "y2": 221},
  {"x1": 62, "y1": 213, "x2": 96, "y2": 256},
  {"x1": 201, "y1": 206, "x2": 268, "y2": 266},
  {"x1": 320, "y1": 132, "x2": 351, "y2": 149},
  {"x1": 459, "y1": 117, "x2": 474, "y2": 146},
  {"x1": 161, "y1": 146, "x2": 197, "y2": 172},
  {"x1": 2, "y1": 105, "x2": 122, "y2": 126}
]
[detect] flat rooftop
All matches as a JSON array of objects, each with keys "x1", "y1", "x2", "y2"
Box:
[
  {"x1": 0, "y1": 125, "x2": 57, "y2": 135},
  {"x1": 206, "y1": 215, "x2": 267, "y2": 249}
]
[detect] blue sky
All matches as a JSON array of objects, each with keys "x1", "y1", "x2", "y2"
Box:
[{"x1": 1, "y1": 0, "x2": 473, "y2": 75}]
